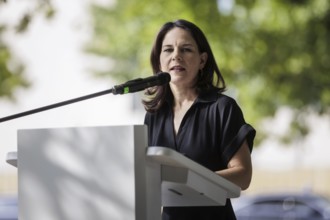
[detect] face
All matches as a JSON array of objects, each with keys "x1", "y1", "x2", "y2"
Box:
[{"x1": 160, "y1": 27, "x2": 207, "y2": 88}]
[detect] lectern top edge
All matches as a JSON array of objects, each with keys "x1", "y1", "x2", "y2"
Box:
[{"x1": 146, "y1": 146, "x2": 241, "y2": 198}]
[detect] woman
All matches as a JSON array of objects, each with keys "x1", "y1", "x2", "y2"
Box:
[{"x1": 143, "y1": 19, "x2": 256, "y2": 220}]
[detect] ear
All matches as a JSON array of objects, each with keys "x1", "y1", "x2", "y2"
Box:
[{"x1": 199, "y1": 52, "x2": 208, "y2": 69}]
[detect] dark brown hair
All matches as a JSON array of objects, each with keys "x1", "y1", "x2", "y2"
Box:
[{"x1": 143, "y1": 19, "x2": 226, "y2": 112}]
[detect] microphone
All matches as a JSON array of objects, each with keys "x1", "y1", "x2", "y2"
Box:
[{"x1": 112, "y1": 72, "x2": 171, "y2": 95}]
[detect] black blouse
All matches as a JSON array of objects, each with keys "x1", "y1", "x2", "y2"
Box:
[{"x1": 144, "y1": 88, "x2": 256, "y2": 220}]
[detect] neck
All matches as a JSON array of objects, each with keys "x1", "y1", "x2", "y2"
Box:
[{"x1": 170, "y1": 85, "x2": 198, "y2": 108}]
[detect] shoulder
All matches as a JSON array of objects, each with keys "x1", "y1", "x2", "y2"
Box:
[
  {"x1": 203, "y1": 91, "x2": 244, "y2": 122},
  {"x1": 207, "y1": 89, "x2": 240, "y2": 110},
  {"x1": 216, "y1": 93, "x2": 238, "y2": 106},
  {"x1": 198, "y1": 88, "x2": 237, "y2": 106},
  {"x1": 197, "y1": 88, "x2": 241, "y2": 109},
  {"x1": 214, "y1": 94, "x2": 243, "y2": 118},
  {"x1": 197, "y1": 89, "x2": 243, "y2": 118},
  {"x1": 144, "y1": 100, "x2": 170, "y2": 124}
]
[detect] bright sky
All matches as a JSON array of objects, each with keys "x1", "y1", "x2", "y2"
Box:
[{"x1": 0, "y1": 0, "x2": 329, "y2": 175}]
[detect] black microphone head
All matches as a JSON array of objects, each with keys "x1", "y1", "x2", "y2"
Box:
[
  {"x1": 112, "y1": 72, "x2": 171, "y2": 95},
  {"x1": 157, "y1": 72, "x2": 171, "y2": 84}
]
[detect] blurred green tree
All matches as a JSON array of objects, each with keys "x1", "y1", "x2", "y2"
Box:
[
  {"x1": 87, "y1": 0, "x2": 330, "y2": 144},
  {"x1": 0, "y1": 0, "x2": 55, "y2": 100}
]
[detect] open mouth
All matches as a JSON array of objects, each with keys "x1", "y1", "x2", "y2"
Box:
[{"x1": 170, "y1": 65, "x2": 186, "y2": 71}]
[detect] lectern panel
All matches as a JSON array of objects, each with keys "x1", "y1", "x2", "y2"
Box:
[{"x1": 17, "y1": 125, "x2": 159, "y2": 220}]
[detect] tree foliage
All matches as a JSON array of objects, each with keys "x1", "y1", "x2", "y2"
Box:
[
  {"x1": 87, "y1": 0, "x2": 330, "y2": 144},
  {"x1": 0, "y1": 24, "x2": 29, "y2": 100},
  {"x1": 0, "y1": 0, "x2": 55, "y2": 100}
]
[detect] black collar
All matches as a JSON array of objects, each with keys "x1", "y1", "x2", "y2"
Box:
[{"x1": 165, "y1": 87, "x2": 221, "y2": 107}]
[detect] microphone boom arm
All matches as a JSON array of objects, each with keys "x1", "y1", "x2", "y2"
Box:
[
  {"x1": 0, "y1": 72, "x2": 170, "y2": 123},
  {"x1": 0, "y1": 88, "x2": 114, "y2": 123}
]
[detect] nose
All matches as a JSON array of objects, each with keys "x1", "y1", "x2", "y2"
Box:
[{"x1": 172, "y1": 49, "x2": 182, "y2": 61}]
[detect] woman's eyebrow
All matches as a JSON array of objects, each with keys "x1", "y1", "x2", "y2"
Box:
[{"x1": 162, "y1": 43, "x2": 194, "y2": 47}]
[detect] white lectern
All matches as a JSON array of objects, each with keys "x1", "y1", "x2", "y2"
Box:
[{"x1": 6, "y1": 125, "x2": 240, "y2": 220}]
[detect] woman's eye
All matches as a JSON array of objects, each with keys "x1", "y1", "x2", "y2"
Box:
[
  {"x1": 163, "y1": 48, "x2": 173, "y2": 52},
  {"x1": 182, "y1": 48, "x2": 192, "y2": 52}
]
